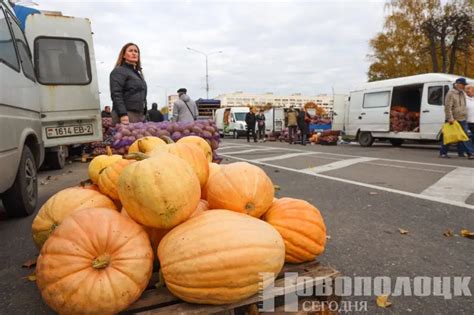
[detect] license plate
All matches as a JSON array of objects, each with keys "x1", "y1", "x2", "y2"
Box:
[{"x1": 46, "y1": 124, "x2": 93, "y2": 138}]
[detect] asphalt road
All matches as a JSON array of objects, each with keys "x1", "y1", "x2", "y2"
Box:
[{"x1": 0, "y1": 139, "x2": 473, "y2": 314}]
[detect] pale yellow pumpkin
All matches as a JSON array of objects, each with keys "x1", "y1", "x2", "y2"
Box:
[
  {"x1": 158, "y1": 210, "x2": 285, "y2": 304},
  {"x1": 128, "y1": 136, "x2": 166, "y2": 154},
  {"x1": 150, "y1": 142, "x2": 209, "y2": 188},
  {"x1": 177, "y1": 136, "x2": 213, "y2": 162},
  {"x1": 88, "y1": 148, "x2": 122, "y2": 184},
  {"x1": 118, "y1": 152, "x2": 201, "y2": 229},
  {"x1": 32, "y1": 187, "x2": 117, "y2": 249}
]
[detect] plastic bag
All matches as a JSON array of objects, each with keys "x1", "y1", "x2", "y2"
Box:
[{"x1": 442, "y1": 121, "x2": 468, "y2": 145}]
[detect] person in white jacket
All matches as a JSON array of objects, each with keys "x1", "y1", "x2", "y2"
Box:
[{"x1": 465, "y1": 84, "x2": 474, "y2": 142}]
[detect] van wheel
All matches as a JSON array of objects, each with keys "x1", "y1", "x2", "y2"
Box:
[
  {"x1": 389, "y1": 139, "x2": 404, "y2": 147},
  {"x1": 233, "y1": 130, "x2": 239, "y2": 139},
  {"x1": 358, "y1": 132, "x2": 374, "y2": 147},
  {"x1": 2, "y1": 146, "x2": 37, "y2": 217},
  {"x1": 46, "y1": 147, "x2": 66, "y2": 170}
]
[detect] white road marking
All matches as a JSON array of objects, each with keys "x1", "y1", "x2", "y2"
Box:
[
  {"x1": 302, "y1": 157, "x2": 378, "y2": 174},
  {"x1": 255, "y1": 152, "x2": 318, "y2": 162},
  {"x1": 365, "y1": 161, "x2": 449, "y2": 174},
  {"x1": 219, "y1": 148, "x2": 280, "y2": 155},
  {"x1": 220, "y1": 153, "x2": 474, "y2": 210},
  {"x1": 219, "y1": 142, "x2": 467, "y2": 169},
  {"x1": 421, "y1": 168, "x2": 474, "y2": 202}
]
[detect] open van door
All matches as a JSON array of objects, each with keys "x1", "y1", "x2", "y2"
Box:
[
  {"x1": 24, "y1": 11, "x2": 102, "y2": 168},
  {"x1": 420, "y1": 83, "x2": 450, "y2": 140},
  {"x1": 331, "y1": 94, "x2": 347, "y2": 132}
]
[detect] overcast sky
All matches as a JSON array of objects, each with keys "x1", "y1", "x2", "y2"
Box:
[{"x1": 32, "y1": 0, "x2": 387, "y2": 108}]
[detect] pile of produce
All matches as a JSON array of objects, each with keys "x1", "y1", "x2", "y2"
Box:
[
  {"x1": 310, "y1": 130, "x2": 339, "y2": 145},
  {"x1": 29, "y1": 139, "x2": 328, "y2": 313},
  {"x1": 390, "y1": 106, "x2": 420, "y2": 132},
  {"x1": 91, "y1": 119, "x2": 223, "y2": 163}
]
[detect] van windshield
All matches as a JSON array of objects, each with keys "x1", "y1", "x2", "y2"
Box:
[{"x1": 234, "y1": 112, "x2": 246, "y2": 122}]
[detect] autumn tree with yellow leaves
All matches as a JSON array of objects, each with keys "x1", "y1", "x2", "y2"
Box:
[{"x1": 368, "y1": 0, "x2": 473, "y2": 81}]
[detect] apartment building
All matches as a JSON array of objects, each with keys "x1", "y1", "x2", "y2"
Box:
[{"x1": 214, "y1": 92, "x2": 334, "y2": 113}]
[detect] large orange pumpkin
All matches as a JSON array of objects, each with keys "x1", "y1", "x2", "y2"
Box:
[
  {"x1": 128, "y1": 136, "x2": 166, "y2": 154},
  {"x1": 158, "y1": 210, "x2": 285, "y2": 304},
  {"x1": 36, "y1": 208, "x2": 153, "y2": 314},
  {"x1": 118, "y1": 152, "x2": 201, "y2": 229},
  {"x1": 31, "y1": 187, "x2": 117, "y2": 249},
  {"x1": 88, "y1": 148, "x2": 122, "y2": 184},
  {"x1": 263, "y1": 198, "x2": 327, "y2": 263},
  {"x1": 177, "y1": 136, "x2": 213, "y2": 162},
  {"x1": 206, "y1": 162, "x2": 274, "y2": 217},
  {"x1": 150, "y1": 142, "x2": 209, "y2": 188},
  {"x1": 98, "y1": 159, "x2": 135, "y2": 201},
  {"x1": 202, "y1": 162, "x2": 222, "y2": 199}
]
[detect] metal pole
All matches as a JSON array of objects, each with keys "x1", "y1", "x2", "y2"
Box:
[{"x1": 205, "y1": 55, "x2": 209, "y2": 99}]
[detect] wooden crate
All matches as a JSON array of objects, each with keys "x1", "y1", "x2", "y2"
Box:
[{"x1": 123, "y1": 261, "x2": 341, "y2": 315}]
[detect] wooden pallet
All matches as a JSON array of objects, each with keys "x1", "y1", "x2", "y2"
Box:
[{"x1": 123, "y1": 261, "x2": 341, "y2": 315}]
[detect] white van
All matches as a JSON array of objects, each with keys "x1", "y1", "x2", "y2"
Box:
[
  {"x1": 25, "y1": 10, "x2": 102, "y2": 168},
  {"x1": 0, "y1": 1, "x2": 101, "y2": 216},
  {"x1": 215, "y1": 107, "x2": 249, "y2": 138},
  {"x1": 0, "y1": 1, "x2": 43, "y2": 217},
  {"x1": 342, "y1": 73, "x2": 473, "y2": 146}
]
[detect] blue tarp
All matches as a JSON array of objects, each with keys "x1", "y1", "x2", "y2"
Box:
[
  {"x1": 12, "y1": 4, "x2": 40, "y2": 31},
  {"x1": 309, "y1": 123, "x2": 332, "y2": 133}
]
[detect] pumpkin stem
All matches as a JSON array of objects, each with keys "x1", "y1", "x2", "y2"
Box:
[
  {"x1": 92, "y1": 254, "x2": 111, "y2": 269},
  {"x1": 123, "y1": 152, "x2": 149, "y2": 161},
  {"x1": 137, "y1": 139, "x2": 146, "y2": 153},
  {"x1": 160, "y1": 135, "x2": 175, "y2": 144},
  {"x1": 106, "y1": 146, "x2": 112, "y2": 156},
  {"x1": 245, "y1": 202, "x2": 255, "y2": 212}
]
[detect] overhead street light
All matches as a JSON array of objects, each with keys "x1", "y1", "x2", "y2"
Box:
[{"x1": 186, "y1": 47, "x2": 223, "y2": 99}]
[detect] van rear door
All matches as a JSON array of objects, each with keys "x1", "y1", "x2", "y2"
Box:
[
  {"x1": 359, "y1": 89, "x2": 391, "y2": 132},
  {"x1": 24, "y1": 12, "x2": 102, "y2": 148}
]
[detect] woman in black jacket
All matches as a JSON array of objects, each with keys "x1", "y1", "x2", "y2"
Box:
[{"x1": 110, "y1": 43, "x2": 147, "y2": 125}]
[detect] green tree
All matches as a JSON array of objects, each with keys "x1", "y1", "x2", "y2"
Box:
[{"x1": 368, "y1": 0, "x2": 473, "y2": 81}]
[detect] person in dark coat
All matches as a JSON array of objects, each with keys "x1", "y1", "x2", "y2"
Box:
[
  {"x1": 297, "y1": 108, "x2": 311, "y2": 145},
  {"x1": 256, "y1": 109, "x2": 266, "y2": 142},
  {"x1": 147, "y1": 103, "x2": 164, "y2": 122},
  {"x1": 245, "y1": 107, "x2": 257, "y2": 143},
  {"x1": 101, "y1": 105, "x2": 112, "y2": 118},
  {"x1": 110, "y1": 42, "x2": 147, "y2": 125}
]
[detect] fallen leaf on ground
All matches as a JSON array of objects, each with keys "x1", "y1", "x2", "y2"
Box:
[
  {"x1": 398, "y1": 228, "x2": 409, "y2": 235},
  {"x1": 68, "y1": 170, "x2": 73, "y2": 173},
  {"x1": 46, "y1": 175, "x2": 52, "y2": 180},
  {"x1": 40, "y1": 180, "x2": 48, "y2": 185},
  {"x1": 369, "y1": 191, "x2": 378, "y2": 195},
  {"x1": 22, "y1": 259, "x2": 37, "y2": 268},
  {"x1": 22, "y1": 273, "x2": 36, "y2": 282},
  {"x1": 460, "y1": 229, "x2": 474, "y2": 239},
  {"x1": 443, "y1": 229, "x2": 454, "y2": 237},
  {"x1": 326, "y1": 235, "x2": 331, "y2": 240},
  {"x1": 274, "y1": 169, "x2": 280, "y2": 173},
  {"x1": 273, "y1": 185, "x2": 281, "y2": 191},
  {"x1": 376, "y1": 295, "x2": 392, "y2": 308}
]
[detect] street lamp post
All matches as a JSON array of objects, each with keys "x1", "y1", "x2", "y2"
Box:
[{"x1": 186, "y1": 47, "x2": 222, "y2": 99}]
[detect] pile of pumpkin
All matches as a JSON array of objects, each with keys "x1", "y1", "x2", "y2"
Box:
[{"x1": 30, "y1": 135, "x2": 327, "y2": 314}]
